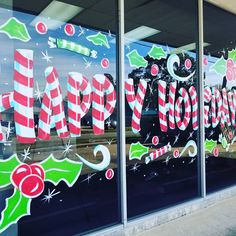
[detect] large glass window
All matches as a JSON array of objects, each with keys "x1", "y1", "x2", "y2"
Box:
[
  {"x1": 125, "y1": 0, "x2": 200, "y2": 218},
  {"x1": 204, "y1": 2, "x2": 236, "y2": 193},
  {"x1": 0, "y1": 1, "x2": 119, "y2": 235}
]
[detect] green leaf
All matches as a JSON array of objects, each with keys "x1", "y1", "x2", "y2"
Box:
[
  {"x1": 148, "y1": 45, "x2": 166, "y2": 60},
  {"x1": 129, "y1": 142, "x2": 149, "y2": 160},
  {"x1": 205, "y1": 139, "x2": 217, "y2": 153},
  {"x1": 210, "y1": 56, "x2": 226, "y2": 76},
  {"x1": 0, "y1": 154, "x2": 21, "y2": 188},
  {"x1": 86, "y1": 32, "x2": 110, "y2": 48},
  {"x1": 228, "y1": 48, "x2": 236, "y2": 63},
  {"x1": 0, "y1": 17, "x2": 31, "y2": 42},
  {"x1": 0, "y1": 189, "x2": 31, "y2": 234},
  {"x1": 40, "y1": 154, "x2": 83, "y2": 187},
  {"x1": 126, "y1": 49, "x2": 148, "y2": 68}
]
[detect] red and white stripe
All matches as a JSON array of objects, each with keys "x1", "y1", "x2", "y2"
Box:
[
  {"x1": 158, "y1": 80, "x2": 167, "y2": 132},
  {"x1": 175, "y1": 88, "x2": 191, "y2": 130},
  {"x1": 168, "y1": 81, "x2": 177, "y2": 130},
  {"x1": 204, "y1": 87, "x2": 211, "y2": 128},
  {"x1": 125, "y1": 78, "x2": 147, "y2": 134},
  {"x1": 67, "y1": 72, "x2": 91, "y2": 137},
  {"x1": 92, "y1": 74, "x2": 116, "y2": 135},
  {"x1": 228, "y1": 90, "x2": 236, "y2": 127},
  {"x1": 189, "y1": 86, "x2": 198, "y2": 130},
  {"x1": 221, "y1": 88, "x2": 231, "y2": 127},
  {"x1": 38, "y1": 67, "x2": 69, "y2": 139},
  {"x1": 211, "y1": 87, "x2": 222, "y2": 128},
  {"x1": 14, "y1": 49, "x2": 36, "y2": 143},
  {"x1": 145, "y1": 143, "x2": 171, "y2": 164}
]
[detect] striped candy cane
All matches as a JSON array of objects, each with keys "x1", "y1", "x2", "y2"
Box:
[
  {"x1": 14, "y1": 49, "x2": 36, "y2": 143},
  {"x1": 67, "y1": 72, "x2": 92, "y2": 137},
  {"x1": 92, "y1": 74, "x2": 116, "y2": 135},
  {"x1": 221, "y1": 88, "x2": 231, "y2": 127},
  {"x1": 158, "y1": 80, "x2": 168, "y2": 132},
  {"x1": 204, "y1": 87, "x2": 211, "y2": 128},
  {"x1": 211, "y1": 87, "x2": 222, "y2": 128},
  {"x1": 228, "y1": 90, "x2": 236, "y2": 126},
  {"x1": 145, "y1": 143, "x2": 171, "y2": 164},
  {"x1": 125, "y1": 78, "x2": 147, "y2": 134},
  {"x1": 168, "y1": 81, "x2": 177, "y2": 130},
  {"x1": 38, "y1": 67, "x2": 69, "y2": 140},
  {"x1": 189, "y1": 86, "x2": 198, "y2": 130}
]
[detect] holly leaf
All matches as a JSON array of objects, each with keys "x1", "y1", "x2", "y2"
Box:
[
  {"x1": 126, "y1": 49, "x2": 148, "y2": 68},
  {"x1": 40, "y1": 154, "x2": 83, "y2": 187},
  {"x1": 0, "y1": 154, "x2": 21, "y2": 188},
  {"x1": 0, "y1": 189, "x2": 31, "y2": 234},
  {"x1": 210, "y1": 56, "x2": 226, "y2": 76},
  {"x1": 86, "y1": 32, "x2": 110, "y2": 48},
  {"x1": 205, "y1": 139, "x2": 217, "y2": 153},
  {"x1": 0, "y1": 17, "x2": 31, "y2": 42},
  {"x1": 228, "y1": 48, "x2": 236, "y2": 63},
  {"x1": 148, "y1": 45, "x2": 166, "y2": 60},
  {"x1": 129, "y1": 142, "x2": 149, "y2": 160}
]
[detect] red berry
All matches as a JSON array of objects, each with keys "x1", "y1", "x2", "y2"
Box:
[
  {"x1": 64, "y1": 24, "x2": 75, "y2": 36},
  {"x1": 227, "y1": 59, "x2": 234, "y2": 68},
  {"x1": 185, "y1": 59, "x2": 192, "y2": 69},
  {"x1": 173, "y1": 149, "x2": 179, "y2": 158},
  {"x1": 19, "y1": 174, "x2": 44, "y2": 198},
  {"x1": 35, "y1": 22, "x2": 47, "y2": 34},
  {"x1": 30, "y1": 164, "x2": 45, "y2": 180},
  {"x1": 11, "y1": 164, "x2": 31, "y2": 188},
  {"x1": 101, "y1": 58, "x2": 109, "y2": 68},
  {"x1": 203, "y1": 57, "x2": 208, "y2": 65},
  {"x1": 213, "y1": 147, "x2": 219, "y2": 157},
  {"x1": 151, "y1": 64, "x2": 159, "y2": 76},
  {"x1": 152, "y1": 136, "x2": 159, "y2": 145},
  {"x1": 105, "y1": 169, "x2": 114, "y2": 180}
]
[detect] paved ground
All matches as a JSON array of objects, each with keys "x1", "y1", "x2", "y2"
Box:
[{"x1": 137, "y1": 195, "x2": 236, "y2": 236}]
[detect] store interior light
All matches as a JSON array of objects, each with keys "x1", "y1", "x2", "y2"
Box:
[
  {"x1": 170, "y1": 42, "x2": 210, "y2": 54},
  {"x1": 205, "y1": 0, "x2": 236, "y2": 15},
  {"x1": 31, "y1": 0, "x2": 83, "y2": 30}
]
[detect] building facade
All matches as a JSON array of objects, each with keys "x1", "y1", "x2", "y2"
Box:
[{"x1": 0, "y1": 0, "x2": 236, "y2": 235}]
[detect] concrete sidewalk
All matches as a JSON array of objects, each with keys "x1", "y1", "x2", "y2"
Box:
[{"x1": 137, "y1": 195, "x2": 236, "y2": 236}]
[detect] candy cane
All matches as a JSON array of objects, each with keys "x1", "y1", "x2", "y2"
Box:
[
  {"x1": 211, "y1": 87, "x2": 222, "y2": 128},
  {"x1": 125, "y1": 78, "x2": 147, "y2": 134},
  {"x1": 189, "y1": 86, "x2": 198, "y2": 130},
  {"x1": 14, "y1": 49, "x2": 36, "y2": 143},
  {"x1": 38, "y1": 67, "x2": 69, "y2": 140},
  {"x1": 145, "y1": 143, "x2": 171, "y2": 164},
  {"x1": 92, "y1": 74, "x2": 116, "y2": 135},
  {"x1": 67, "y1": 72, "x2": 92, "y2": 137},
  {"x1": 222, "y1": 88, "x2": 231, "y2": 126},
  {"x1": 168, "y1": 81, "x2": 177, "y2": 130},
  {"x1": 48, "y1": 37, "x2": 97, "y2": 58},
  {"x1": 204, "y1": 87, "x2": 211, "y2": 128},
  {"x1": 158, "y1": 80, "x2": 167, "y2": 132},
  {"x1": 178, "y1": 140, "x2": 197, "y2": 158},
  {"x1": 228, "y1": 90, "x2": 236, "y2": 127}
]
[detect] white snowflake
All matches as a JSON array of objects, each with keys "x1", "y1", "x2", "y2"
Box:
[
  {"x1": 41, "y1": 50, "x2": 53, "y2": 63},
  {"x1": 130, "y1": 163, "x2": 141, "y2": 173},
  {"x1": 63, "y1": 140, "x2": 73, "y2": 156},
  {"x1": 78, "y1": 26, "x2": 85, "y2": 37},
  {"x1": 41, "y1": 189, "x2": 60, "y2": 203},
  {"x1": 34, "y1": 81, "x2": 43, "y2": 102},
  {"x1": 81, "y1": 173, "x2": 96, "y2": 184},
  {"x1": 21, "y1": 146, "x2": 31, "y2": 162},
  {"x1": 83, "y1": 57, "x2": 92, "y2": 69}
]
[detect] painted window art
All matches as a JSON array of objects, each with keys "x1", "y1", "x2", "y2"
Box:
[{"x1": 0, "y1": 1, "x2": 119, "y2": 235}]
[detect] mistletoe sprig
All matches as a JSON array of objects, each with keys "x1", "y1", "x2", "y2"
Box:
[{"x1": 0, "y1": 154, "x2": 83, "y2": 233}]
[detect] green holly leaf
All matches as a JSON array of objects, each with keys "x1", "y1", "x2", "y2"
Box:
[
  {"x1": 126, "y1": 49, "x2": 148, "y2": 68},
  {"x1": 129, "y1": 142, "x2": 149, "y2": 160},
  {"x1": 205, "y1": 139, "x2": 217, "y2": 153},
  {"x1": 210, "y1": 56, "x2": 226, "y2": 76},
  {"x1": 228, "y1": 48, "x2": 236, "y2": 63},
  {"x1": 86, "y1": 32, "x2": 110, "y2": 48},
  {"x1": 0, "y1": 17, "x2": 31, "y2": 42},
  {"x1": 148, "y1": 45, "x2": 166, "y2": 60},
  {"x1": 40, "y1": 154, "x2": 83, "y2": 187},
  {"x1": 0, "y1": 154, "x2": 21, "y2": 188},
  {"x1": 0, "y1": 189, "x2": 31, "y2": 234}
]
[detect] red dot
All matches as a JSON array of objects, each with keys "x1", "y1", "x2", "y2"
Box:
[
  {"x1": 151, "y1": 64, "x2": 159, "y2": 76},
  {"x1": 185, "y1": 59, "x2": 192, "y2": 70},
  {"x1": 173, "y1": 149, "x2": 179, "y2": 158},
  {"x1": 35, "y1": 22, "x2": 47, "y2": 34},
  {"x1": 101, "y1": 58, "x2": 109, "y2": 68},
  {"x1": 64, "y1": 24, "x2": 75, "y2": 36},
  {"x1": 105, "y1": 169, "x2": 114, "y2": 180},
  {"x1": 213, "y1": 147, "x2": 219, "y2": 157},
  {"x1": 203, "y1": 57, "x2": 208, "y2": 65},
  {"x1": 152, "y1": 136, "x2": 159, "y2": 145}
]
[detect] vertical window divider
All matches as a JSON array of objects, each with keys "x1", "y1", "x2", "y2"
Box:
[{"x1": 197, "y1": 0, "x2": 206, "y2": 198}]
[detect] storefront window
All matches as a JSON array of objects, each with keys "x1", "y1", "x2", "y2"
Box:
[
  {"x1": 125, "y1": 0, "x2": 200, "y2": 218},
  {"x1": 0, "y1": 1, "x2": 119, "y2": 235},
  {"x1": 204, "y1": 2, "x2": 236, "y2": 193}
]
